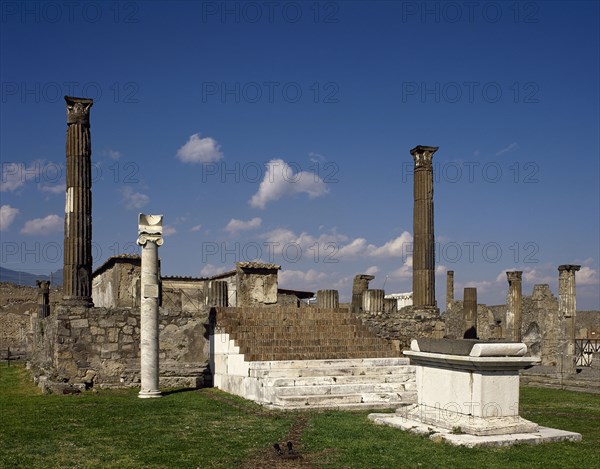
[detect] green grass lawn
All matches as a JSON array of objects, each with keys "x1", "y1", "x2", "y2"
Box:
[{"x1": 1, "y1": 362, "x2": 598, "y2": 468}]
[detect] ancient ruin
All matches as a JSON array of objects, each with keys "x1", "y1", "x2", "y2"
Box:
[
  {"x1": 63, "y1": 96, "x2": 94, "y2": 307},
  {"x1": 506, "y1": 271, "x2": 523, "y2": 341},
  {"x1": 410, "y1": 145, "x2": 438, "y2": 308},
  {"x1": 137, "y1": 214, "x2": 164, "y2": 398},
  {"x1": 0, "y1": 98, "x2": 589, "y2": 449},
  {"x1": 559, "y1": 264, "x2": 581, "y2": 372},
  {"x1": 370, "y1": 339, "x2": 582, "y2": 446}
]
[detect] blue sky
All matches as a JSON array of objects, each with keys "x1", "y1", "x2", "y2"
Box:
[{"x1": 1, "y1": 1, "x2": 599, "y2": 309}]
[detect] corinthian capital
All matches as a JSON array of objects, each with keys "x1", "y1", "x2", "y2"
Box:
[
  {"x1": 65, "y1": 96, "x2": 93, "y2": 126},
  {"x1": 410, "y1": 145, "x2": 439, "y2": 169}
]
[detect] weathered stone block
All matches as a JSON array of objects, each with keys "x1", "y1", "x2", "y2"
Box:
[
  {"x1": 107, "y1": 328, "x2": 119, "y2": 342},
  {"x1": 121, "y1": 334, "x2": 134, "y2": 343},
  {"x1": 102, "y1": 343, "x2": 119, "y2": 353},
  {"x1": 70, "y1": 318, "x2": 89, "y2": 328}
]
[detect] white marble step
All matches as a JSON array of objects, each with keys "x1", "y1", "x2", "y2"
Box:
[
  {"x1": 264, "y1": 373, "x2": 413, "y2": 387},
  {"x1": 249, "y1": 365, "x2": 414, "y2": 379},
  {"x1": 273, "y1": 381, "x2": 414, "y2": 397},
  {"x1": 249, "y1": 357, "x2": 410, "y2": 369},
  {"x1": 271, "y1": 391, "x2": 416, "y2": 409}
]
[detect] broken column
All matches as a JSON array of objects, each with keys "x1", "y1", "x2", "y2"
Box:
[
  {"x1": 446, "y1": 270, "x2": 454, "y2": 311},
  {"x1": 363, "y1": 289, "x2": 385, "y2": 314},
  {"x1": 208, "y1": 281, "x2": 228, "y2": 307},
  {"x1": 36, "y1": 280, "x2": 51, "y2": 318},
  {"x1": 317, "y1": 289, "x2": 339, "y2": 308},
  {"x1": 137, "y1": 214, "x2": 164, "y2": 398},
  {"x1": 463, "y1": 287, "x2": 477, "y2": 339},
  {"x1": 384, "y1": 298, "x2": 398, "y2": 314},
  {"x1": 558, "y1": 265, "x2": 581, "y2": 372},
  {"x1": 506, "y1": 271, "x2": 523, "y2": 341},
  {"x1": 63, "y1": 96, "x2": 94, "y2": 307},
  {"x1": 351, "y1": 274, "x2": 374, "y2": 314},
  {"x1": 410, "y1": 145, "x2": 438, "y2": 307}
]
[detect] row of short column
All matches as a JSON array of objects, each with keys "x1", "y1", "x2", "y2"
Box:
[
  {"x1": 450, "y1": 266, "x2": 581, "y2": 370},
  {"x1": 316, "y1": 288, "x2": 398, "y2": 314}
]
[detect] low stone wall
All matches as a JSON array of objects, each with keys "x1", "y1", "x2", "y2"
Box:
[
  {"x1": 29, "y1": 304, "x2": 210, "y2": 392},
  {"x1": 358, "y1": 306, "x2": 444, "y2": 350}
]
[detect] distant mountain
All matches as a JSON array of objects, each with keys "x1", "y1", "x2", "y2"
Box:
[{"x1": 0, "y1": 267, "x2": 63, "y2": 287}]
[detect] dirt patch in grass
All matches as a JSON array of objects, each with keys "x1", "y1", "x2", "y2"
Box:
[{"x1": 239, "y1": 414, "x2": 318, "y2": 469}]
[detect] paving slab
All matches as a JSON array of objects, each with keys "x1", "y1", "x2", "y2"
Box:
[{"x1": 368, "y1": 413, "x2": 582, "y2": 448}]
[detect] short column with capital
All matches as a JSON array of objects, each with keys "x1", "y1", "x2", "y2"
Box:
[
  {"x1": 137, "y1": 214, "x2": 164, "y2": 398},
  {"x1": 506, "y1": 271, "x2": 523, "y2": 341},
  {"x1": 558, "y1": 265, "x2": 580, "y2": 372}
]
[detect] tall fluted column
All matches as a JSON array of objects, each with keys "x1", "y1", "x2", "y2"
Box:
[
  {"x1": 463, "y1": 287, "x2": 477, "y2": 338},
  {"x1": 558, "y1": 265, "x2": 580, "y2": 371},
  {"x1": 506, "y1": 271, "x2": 523, "y2": 341},
  {"x1": 63, "y1": 96, "x2": 94, "y2": 307},
  {"x1": 446, "y1": 270, "x2": 454, "y2": 311},
  {"x1": 137, "y1": 214, "x2": 164, "y2": 398},
  {"x1": 411, "y1": 145, "x2": 438, "y2": 307}
]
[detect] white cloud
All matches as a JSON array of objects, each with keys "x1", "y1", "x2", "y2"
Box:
[
  {"x1": 200, "y1": 264, "x2": 227, "y2": 277},
  {"x1": 107, "y1": 149, "x2": 121, "y2": 160},
  {"x1": 249, "y1": 159, "x2": 329, "y2": 209},
  {"x1": 176, "y1": 133, "x2": 223, "y2": 164},
  {"x1": 308, "y1": 152, "x2": 326, "y2": 163},
  {"x1": 365, "y1": 265, "x2": 379, "y2": 275},
  {"x1": 20, "y1": 214, "x2": 62, "y2": 235},
  {"x1": 495, "y1": 266, "x2": 558, "y2": 286},
  {"x1": 461, "y1": 280, "x2": 494, "y2": 294},
  {"x1": 39, "y1": 183, "x2": 65, "y2": 194},
  {"x1": 388, "y1": 255, "x2": 413, "y2": 279},
  {"x1": 225, "y1": 217, "x2": 262, "y2": 234},
  {"x1": 0, "y1": 205, "x2": 19, "y2": 231},
  {"x1": 101, "y1": 149, "x2": 122, "y2": 160},
  {"x1": 121, "y1": 187, "x2": 149, "y2": 210},
  {"x1": 260, "y1": 227, "x2": 414, "y2": 263},
  {"x1": 366, "y1": 231, "x2": 413, "y2": 258},
  {"x1": 495, "y1": 142, "x2": 519, "y2": 156},
  {"x1": 191, "y1": 224, "x2": 203, "y2": 232},
  {"x1": 163, "y1": 226, "x2": 177, "y2": 236},
  {"x1": 337, "y1": 238, "x2": 368, "y2": 258},
  {"x1": 279, "y1": 268, "x2": 330, "y2": 290},
  {"x1": 577, "y1": 266, "x2": 599, "y2": 286}
]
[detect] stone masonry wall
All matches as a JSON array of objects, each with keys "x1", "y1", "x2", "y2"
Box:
[
  {"x1": 358, "y1": 305, "x2": 444, "y2": 350},
  {"x1": 30, "y1": 303, "x2": 210, "y2": 391}
]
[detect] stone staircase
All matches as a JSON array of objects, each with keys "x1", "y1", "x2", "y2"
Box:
[{"x1": 210, "y1": 307, "x2": 416, "y2": 409}]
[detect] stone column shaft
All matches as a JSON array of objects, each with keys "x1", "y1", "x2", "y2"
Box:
[
  {"x1": 208, "y1": 281, "x2": 228, "y2": 307},
  {"x1": 63, "y1": 96, "x2": 94, "y2": 306},
  {"x1": 558, "y1": 265, "x2": 580, "y2": 371},
  {"x1": 463, "y1": 287, "x2": 477, "y2": 338},
  {"x1": 317, "y1": 290, "x2": 339, "y2": 308},
  {"x1": 351, "y1": 274, "x2": 374, "y2": 314},
  {"x1": 36, "y1": 280, "x2": 51, "y2": 318},
  {"x1": 506, "y1": 271, "x2": 523, "y2": 341},
  {"x1": 363, "y1": 289, "x2": 385, "y2": 314},
  {"x1": 384, "y1": 298, "x2": 398, "y2": 314},
  {"x1": 446, "y1": 270, "x2": 454, "y2": 311},
  {"x1": 138, "y1": 214, "x2": 164, "y2": 398},
  {"x1": 411, "y1": 145, "x2": 438, "y2": 307}
]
